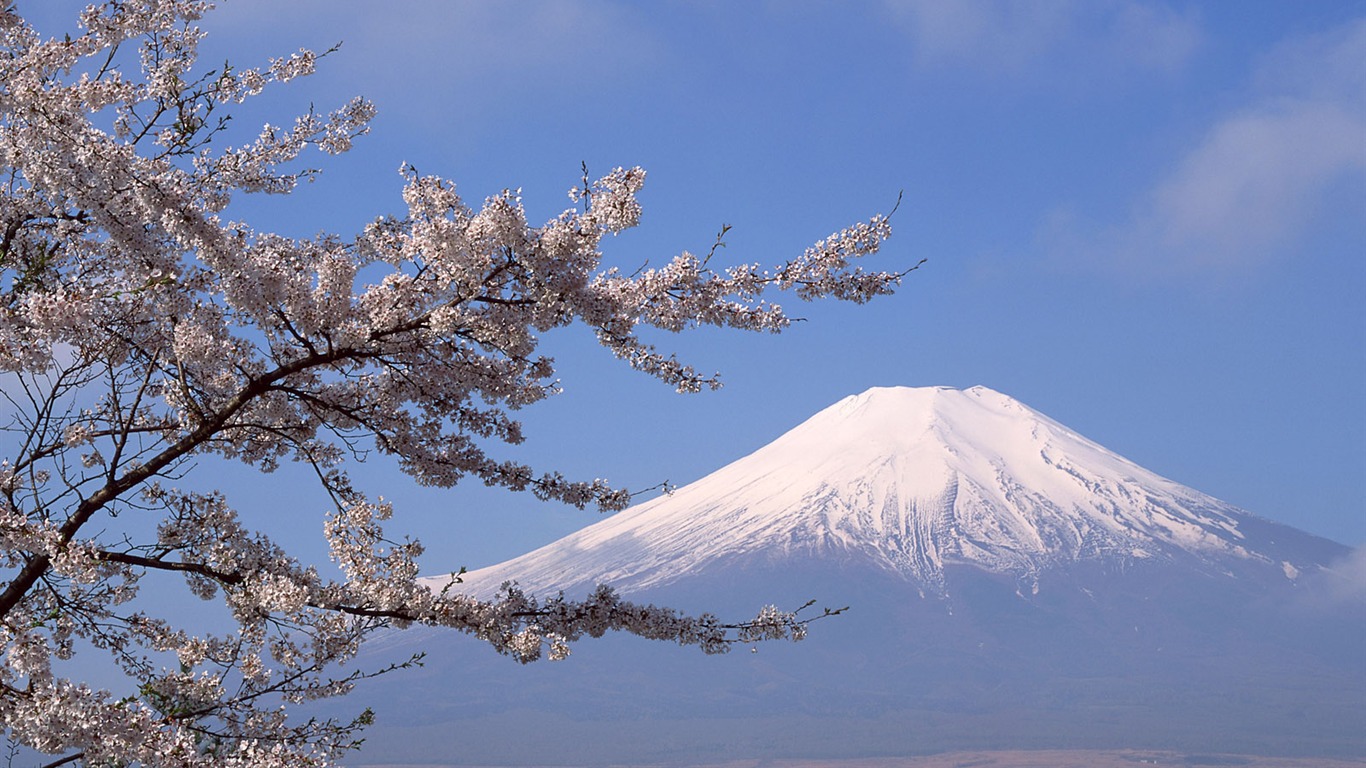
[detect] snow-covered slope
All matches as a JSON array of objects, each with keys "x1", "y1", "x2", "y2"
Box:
[
  {"x1": 370, "y1": 386, "x2": 1363, "y2": 764},
  {"x1": 429, "y1": 385, "x2": 1326, "y2": 597}
]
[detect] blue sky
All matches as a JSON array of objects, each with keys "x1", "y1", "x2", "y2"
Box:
[{"x1": 25, "y1": 1, "x2": 1366, "y2": 566}]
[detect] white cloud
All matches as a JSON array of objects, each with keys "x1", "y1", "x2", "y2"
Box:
[
  {"x1": 883, "y1": 0, "x2": 1200, "y2": 75},
  {"x1": 1055, "y1": 17, "x2": 1366, "y2": 275},
  {"x1": 1147, "y1": 102, "x2": 1364, "y2": 268},
  {"x1": 205, "y1": 1, "x2": 662, "y2": 117},
  {"x1": 1305, "y1": 545, "x2": 1366, "y2": 607}
]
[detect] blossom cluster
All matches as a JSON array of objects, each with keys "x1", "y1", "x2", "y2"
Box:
[{"x1": 0, "y1": 2, "x2": 900, "y2": 765}]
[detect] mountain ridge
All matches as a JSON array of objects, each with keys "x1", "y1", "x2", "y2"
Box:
[
  {"x1": 431, "y1": 385, "x2": 1342, "y2": 598},
  {"x1": 347, "y1": 385, "x2": 1365, "y2": 765}
]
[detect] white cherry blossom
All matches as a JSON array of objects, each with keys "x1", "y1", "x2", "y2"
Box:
[{"x1": 0, "y1": 2, "x2": 906, "y2": 765}]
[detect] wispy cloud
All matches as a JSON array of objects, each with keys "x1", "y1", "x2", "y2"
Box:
[
  {"x1": 1147, "y1": 105, "x2": 1363, "y2": 268},
  {"x1": 883, "y1": 0, "x2": 1200, "y2": 75},
  {"x1": 1051, "y1": 17, "x2": 1366, "y2": 276},
  {"x1": 1300, "y1": 545, "x2": 1366, "y2": 608},
  {"x1": 207, "y1": 1, "x2": 662, "y2": 121}
]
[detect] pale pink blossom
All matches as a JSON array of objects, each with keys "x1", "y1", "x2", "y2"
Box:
[{"x1": 0, "y1": 2, "x2": 898, "y2": 764}]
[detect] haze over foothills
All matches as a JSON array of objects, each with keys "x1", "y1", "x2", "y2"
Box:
[{"x1": 18, "y1": 1, "x2": 1365, "y2": 570}]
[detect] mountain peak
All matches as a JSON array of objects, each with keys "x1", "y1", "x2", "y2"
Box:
[{"x1": 435, "y1": 386, "x2": 1335, "y2": 597}]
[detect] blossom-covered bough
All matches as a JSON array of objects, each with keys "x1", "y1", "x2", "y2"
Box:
[{"x1": 0, "y1": 2, "x2": 909, "y2": 765}]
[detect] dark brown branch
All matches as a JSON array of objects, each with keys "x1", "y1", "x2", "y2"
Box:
[
  {"x1": 0, "y1": 338, "x2": 396, "y2": 619},
  {"x1": 93, "y1": 550, "x2": 244, "y2": 585},
  {"x1": 37, "y1": 752, "x2": 84, "y2": 768}
]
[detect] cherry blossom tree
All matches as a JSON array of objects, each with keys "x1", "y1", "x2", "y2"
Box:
[{"x1": 0, "y1": 2, "x2": 907, "y2": 765}]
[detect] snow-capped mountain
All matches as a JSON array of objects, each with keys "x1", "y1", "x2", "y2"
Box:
[
  {"x1": 434, "y1": 385, "x2": 1332, "y2": 598},
  {"x1": 353, "y1": 386, "x2": 1362, "y2": 766}
]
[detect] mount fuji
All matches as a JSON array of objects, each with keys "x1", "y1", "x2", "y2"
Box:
[
  {"x1": 429, "y1": 386, "x2": 1338, "y2": 600},
  {"x1": 351, "y1": 386, "x2": 1363, "y2": 766}
]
